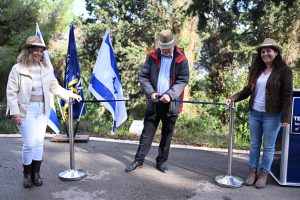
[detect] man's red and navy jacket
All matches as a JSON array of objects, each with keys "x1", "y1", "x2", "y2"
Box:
[{"x1": 139, "y1": 46, "x2": 189, "y2": 115}]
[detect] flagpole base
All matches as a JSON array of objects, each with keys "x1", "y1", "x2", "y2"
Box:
[
  {"x1": 59, "y1": 169, "x2": 87, "y2": 181},
  {"x1": 215, "y1": 175, "x2": 244, "y2": 188}
]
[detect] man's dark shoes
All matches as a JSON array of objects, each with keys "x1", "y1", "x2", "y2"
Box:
[
  {"x1": 156, "y1": 162, "x2": 168, "y2": 173},
  {"x1": 125, "y1": 161, "x2": 143, "y2": 172}
]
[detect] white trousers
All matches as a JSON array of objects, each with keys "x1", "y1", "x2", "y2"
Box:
[{"x1": 17, "y1": 102, "x2": 48, "y2": 165}]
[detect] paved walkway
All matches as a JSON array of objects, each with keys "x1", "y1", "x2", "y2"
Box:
[{"x1": 0, "y1": 134, "x2": 299, "y2": 200}]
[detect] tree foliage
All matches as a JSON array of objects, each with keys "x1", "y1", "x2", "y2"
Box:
[
  {"x1": 0, "y1": 0, "x2": 74, "y2": 101},
  {"x1": 1, "y1": 0, "x2": 300, "y2": 144},
  {"x1": 188, "y1": 0, "x2": 300, "y2": 99},
  {"x1": 187, "y1": 0, "x2": 300, "y2": 141},
  {"x1": 80, "y1": 0, "x2": 186, "y2": 117}
]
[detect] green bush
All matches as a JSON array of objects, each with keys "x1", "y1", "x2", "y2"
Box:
[{"x1": 0, "y1": 102, "x2": 18, "y2": 134}]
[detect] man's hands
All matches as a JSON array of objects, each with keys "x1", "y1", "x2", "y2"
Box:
[
  {"x1": 160, "y1": 94, "x2": 171, "y2": 103},
  {"x1": 151, "y1": 92, "x2": 171, "y2": 103},
  {"x1": 151, "y1": 92, "x2": 160, "y2": 102}
]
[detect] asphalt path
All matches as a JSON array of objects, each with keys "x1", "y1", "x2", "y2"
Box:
[{"x1": 0, "y1": 134, "x2": 299, "y2": 200}]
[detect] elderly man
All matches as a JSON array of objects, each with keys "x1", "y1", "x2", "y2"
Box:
[{"x1": 125, "y1": 29, "x2": 189, "y2": 173}]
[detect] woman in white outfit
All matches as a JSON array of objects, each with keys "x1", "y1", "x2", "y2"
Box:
[{"x1": 6, "y1": 36, "x2": 82, "y2": 188}]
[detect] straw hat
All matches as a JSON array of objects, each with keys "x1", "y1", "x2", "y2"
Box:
[
  {"x1": 156, "y1": 29, "x2": 178, "y2": 49},
  {"x1": 256, "y1": 38, "x2": 281, "y2": 53},
  {"x1": 21, "y1": 36, "x2": 47, "y2": 49}
]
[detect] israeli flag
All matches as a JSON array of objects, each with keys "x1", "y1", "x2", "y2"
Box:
[
  {"x1": 88, "y1": 29, "x2": 127, "y2": 134},
  {"x1": 47, "y1": 94, "x2": 60, "y2": 134},
  {"x1": 36, "y1": 23, "x2": 60, "y2": 134}
]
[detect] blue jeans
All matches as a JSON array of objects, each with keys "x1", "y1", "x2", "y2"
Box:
[{"x1": 249, "y1": 109, "x2": 281, "y2": 173}]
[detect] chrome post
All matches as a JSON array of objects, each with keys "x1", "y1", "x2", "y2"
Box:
[
  {"x1": 69, "y1": 98, "x2": 75, "y2": 169},
  {"x1": 215, "y1": 102, "x2": 244, "y2": 188},
  {"x1": 59, "y1": 98, "x2": 87, "y2": 181}
]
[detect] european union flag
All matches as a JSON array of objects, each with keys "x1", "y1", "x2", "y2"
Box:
[{"x1": 61, "y1": 22, "x2": 85, "y2": 119}]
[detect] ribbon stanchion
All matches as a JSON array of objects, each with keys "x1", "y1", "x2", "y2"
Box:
[
  {"x1": 59, "y1": 98, "x2": 87, "y2": 181},
  {"x1": 79, "y1": 98, "x2": 243, "y2": 187},
  {"x1": 215, "y1": 102, "x2": 244, "y2": 188}
]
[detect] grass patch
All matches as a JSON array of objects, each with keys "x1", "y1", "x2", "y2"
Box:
[{"x1": 0, "y1": 104, "x2": 18, "y2": 134}]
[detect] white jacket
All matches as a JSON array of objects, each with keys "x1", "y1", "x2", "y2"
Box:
[{"x1": 6, "y1": 62, "x2": 74, "y2": 117}]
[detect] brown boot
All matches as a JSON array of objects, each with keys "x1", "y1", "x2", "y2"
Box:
[
  {"x1": 23, "y1": 164, "x2": 33, "y2": 188},
  {"x1": 255, "y1": 171, "x2": 268, "y2": 189},
  {"x1": 32, "y1": 160, "x2": 43, "y2": 186},
  {"x1": 245, "y1": 169, "x2": 257, "y2": 186}
]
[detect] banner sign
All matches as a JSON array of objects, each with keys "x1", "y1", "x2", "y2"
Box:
[{"x1": 291, "y1": 97, "x2": 300, "y2": 134}]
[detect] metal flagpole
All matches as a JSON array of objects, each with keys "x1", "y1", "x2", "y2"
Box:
[
  {"x1": 59, "y1": 98, "x2": 87, "y2": 181},
  {"x1": 215, "y1": 102, "x2": 244, "y2": 188}
]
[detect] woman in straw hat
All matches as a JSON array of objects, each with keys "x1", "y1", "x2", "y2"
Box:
[
  {"x1": 6, "y1": 36, "x2": 82, "y2": 188},
  {"x1": 226, "y1": 38, "x2": 293, "y2": 189}
]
